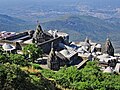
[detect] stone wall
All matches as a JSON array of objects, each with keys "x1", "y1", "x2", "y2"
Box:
[
  {"x1": 37, "y1": 37, "x2": 64, "y2": 54},
  {"x1": 4, "y1": 31, "x2": 29, "y2": 41}
]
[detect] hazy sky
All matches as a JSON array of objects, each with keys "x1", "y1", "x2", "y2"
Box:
[
  {"x1": 0, "y1": 0, "x2": 120, "y2": 9},
  {"x1": 0, "y1": 0, "x2": 120, "y2": 6},
  {"x1": 0, "y1": 0, "x2": 120, "y2": 12}
]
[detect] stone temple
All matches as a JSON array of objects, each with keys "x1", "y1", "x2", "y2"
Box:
[
  {"x1": 105, "y1": 38, "x2": 114, "y2": 56},
  {"x1": 47, "y1": 43, "x2": 60, "y2": 71},
  {"x1": 0, "y1": 23, "x2": 119, "y2": 73}
]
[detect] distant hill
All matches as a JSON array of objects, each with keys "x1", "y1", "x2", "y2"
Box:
[
  {"x1": 0, "y1": 14, "x2": 35, "y2": 32},
  {"x1": 42, "y1": 16, "x2": 119, "y2": 41},
  {"x1": 42, "y1": 16, "x2": 120, "y2": 52},
  {"x1": 0, "y1": 14, "x2": 119, "y2": 52}
]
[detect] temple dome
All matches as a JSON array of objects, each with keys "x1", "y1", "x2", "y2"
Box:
[
  {"x1": 103, "y1": 66, "x2": 113, "y2": 73},
  {"x1": 48, "y1": 30, "x2": 53, "y2": 35},
  {"x1": 2, "y1": 43, "x2": 15, "y2": 51},
  {"x1": 77, "y1": 47, "x2": 84, "y2": 53},
  {"x1": 95, "y1": 44, "x2": 102, "y2": 48}
]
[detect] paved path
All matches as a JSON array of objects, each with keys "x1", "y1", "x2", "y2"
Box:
[{"x1": 76, "y1": 60, "x2": 88, "y2": 69}]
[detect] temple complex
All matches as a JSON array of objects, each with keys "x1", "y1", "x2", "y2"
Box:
[{"x1": 0, "y1": 24, "x2": 120, "y2": 73}]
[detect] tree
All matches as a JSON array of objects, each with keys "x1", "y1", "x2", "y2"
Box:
[
  {"x1": 23, "y1": 44, "x2": 43, "y2": 63},
  {"x1": 0, "y1": 63, "x2": 33, "y2": 90},
  {"x1": 9, "y1": 54, "x2": 28, "y2": 66},
  {"x1": 0, "y1": 63, "x2": 56, "y2": 90},
  {"x1": 45, "y1": 61, "x2": 120, "y2": 90},
  {"x1": 0, "y1": 54, "x2": 8, "y2": 64},
  {"x1": 53, "y1": 66, "x2": 82, "y2": 89}
]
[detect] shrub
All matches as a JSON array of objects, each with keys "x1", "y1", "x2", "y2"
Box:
[{"x1": 31, "y1": 63, "x2": 42, "y2": 69}]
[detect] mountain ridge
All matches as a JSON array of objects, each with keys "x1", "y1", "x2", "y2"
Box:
[
  {"x1": 42, "y1": 15, "x2": 120, "y2": 41},
  {"x1": 42, "y1": 15, "x2": 120, "y2": 52},
  {"x1": 0, "y1": 14, "x2": 35, "y2": 32},
  {"x1": 0, "y1": 14, "x2": 120, "y2": 52}
]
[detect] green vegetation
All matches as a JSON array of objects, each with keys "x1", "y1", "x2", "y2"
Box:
[
  {"x1": 0, "y1": 63, "x2": 33, "y2": 90},
  {"x1": 0, "y1": 53, "x2": 28, "y2": 66},
  {"x1": 0, "y1": 44, "x2": 56, "y2": 90},
  {"x1": 0, "y1": 63, "x2": 56, "y2": 90},
  {"x1": 9, "y1": 54, "x2": 28, "y2": 66},
  {"x1": 42, "y1": 61, "x2": 120, "y2": 90},
  {"x1": 30, "y1": 63, "x2": 42, "y2": 69},
  {"x1": 0, "y1": 44, "x2": 120, "y2": 90},
  {"x1": 0, "y1": 54, "x2": 8, "y2": 64},
  {"x1": 23, "y1": 44, "x2": 43, "y2": 63}
]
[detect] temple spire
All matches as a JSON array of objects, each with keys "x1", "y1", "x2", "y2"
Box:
[
  {"x1": 47, "y1": 42, "x2": 60, "y2": 70},
  {"x1": 105, "y1": 38, "x2": 114, "y2": 56},
  {"x1": 36, "y1": 21, "x2": 43, "y2": 33},
  {"x1": 32, "y1": 22, "x2": 45, "y2": 43},
  {"x1": 85, "y1": 37, "x2": 89, "y2": 44}
]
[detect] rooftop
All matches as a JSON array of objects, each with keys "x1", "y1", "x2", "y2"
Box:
[{"x1": 2, "y1": 43, "x2": 15, "y2": 51}]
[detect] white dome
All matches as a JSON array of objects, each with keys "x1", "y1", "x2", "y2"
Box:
[
  {"x1": 95, "y1": 44, "x2": 102, "y2": 48},
  {"x1": 92, "y1": 52, "x2": 97, "y2": 57},
  {"x1": 103, "y1": 67, "x2": 113, "y2": 73},
  {"x1": 114, "y1": 63, "x2": 120, "y2": 73},
  {"x1": 77, "y1": 47, "x2": 84, "y2": 53},
  {"x1": 48, "y1": 30, "x2": 53, "y2": 35},
  {"x1": 71, "y1": 42, "x2": 75, "y2": 44},
  {"x1": 2, "y1": 43, "x2": 15, "y2": 51},
  {"x1": 11, "y1": 32, "x2": 16, "y2": 34},
  {"x1": 81, "y1": 46, "x2": 89, "y2": 52}
]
